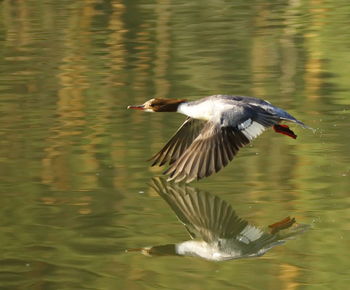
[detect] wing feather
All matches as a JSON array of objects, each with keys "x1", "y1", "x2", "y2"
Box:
[
  {"x1": 150, "y1": 118, "x2": 205, "y2": 166},
  {"x1": 165, "y1": 123, "x2": 250, "y2": 183}
]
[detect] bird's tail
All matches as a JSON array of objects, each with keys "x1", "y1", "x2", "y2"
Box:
[{"x1": 287, "y1": 118, "x2": 314, "y2": 131}]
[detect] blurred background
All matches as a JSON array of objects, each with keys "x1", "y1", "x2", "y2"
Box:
[{"x1": 0, "y1": 0, "x2": 349, "y2": 289}]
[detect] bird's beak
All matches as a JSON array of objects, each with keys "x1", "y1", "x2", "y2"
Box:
[{"x1": 127, "y1": 105, "x2": 145, "y2": 110}]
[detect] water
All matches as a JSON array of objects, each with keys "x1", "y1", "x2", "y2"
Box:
[{"x1": 0, "y1": 0, "x2": 349, "y2": 289}]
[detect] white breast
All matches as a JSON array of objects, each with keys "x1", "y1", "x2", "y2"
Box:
[{"x1": 178, "y1": 100, "x2": 233, "y2": 121}]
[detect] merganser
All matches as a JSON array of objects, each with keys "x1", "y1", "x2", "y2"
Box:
[
  {"x1": 128, "y1": 95, "x2": 310, "y2": 183},
  {"x1": 127, "y1": 178, "x2": 309, "y2": 261}
]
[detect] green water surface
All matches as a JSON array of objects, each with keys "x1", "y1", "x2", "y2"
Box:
[{"x1": 0, "y1": 1, "x2": 349, "y2": 289}]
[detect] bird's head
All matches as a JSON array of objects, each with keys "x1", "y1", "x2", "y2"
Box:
[{"x1": 127, "y1": 98, "x2": 187, "y2": 112}]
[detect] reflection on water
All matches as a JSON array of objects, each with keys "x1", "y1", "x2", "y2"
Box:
[{"x1": 128, "y1": 178, "x2": 309, "y2": 261}]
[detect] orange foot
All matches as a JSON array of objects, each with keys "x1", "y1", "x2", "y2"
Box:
[
  {"x1": 268, "y1": 216, "x2": 296, "y2": 234},
  {"x1": 273, "y1": 124, "x2": 297, "y2": 139}
]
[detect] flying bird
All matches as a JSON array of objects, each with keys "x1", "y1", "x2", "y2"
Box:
[
  {"x1": 127, "y1": 178, "x2": 309, "y2": 261},
  {"x1": 128, "y1": 95, "x2": 310, "y2": 183}
]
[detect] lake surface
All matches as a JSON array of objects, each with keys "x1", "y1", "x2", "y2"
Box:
[{"x1": 0, "y1": 1, "x2": 349, "y2": 289}]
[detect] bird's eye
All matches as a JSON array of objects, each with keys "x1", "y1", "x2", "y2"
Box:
[{"x1": 150, "y1": 104, "x2": 155, "y2": 107}]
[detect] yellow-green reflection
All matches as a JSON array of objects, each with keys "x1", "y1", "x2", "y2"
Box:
[{"x1": 128, "y1": 178, "x2": 309, "y2": 261}]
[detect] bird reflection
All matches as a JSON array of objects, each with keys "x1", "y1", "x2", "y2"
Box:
[{"x1": 128, "y1": 178, "x2": 309, "y2": 261}]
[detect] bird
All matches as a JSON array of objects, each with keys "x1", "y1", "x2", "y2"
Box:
[
  {"x1": 128, "y1": 95, "x2": 310, "y2": 183},
  {"x1": 126, "y1": 178, "x2": 309, "y2": 261}
]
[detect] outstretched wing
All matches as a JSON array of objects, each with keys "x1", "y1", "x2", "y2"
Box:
[
  {"x1": 164, "y1": 122, "x2": 250, "y2": 183},
  {"x1": 150, "y1": 118, "x2": 206, "y2": 166}
]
